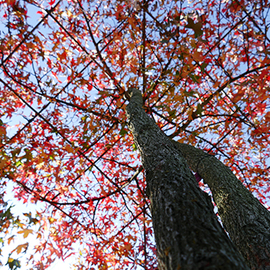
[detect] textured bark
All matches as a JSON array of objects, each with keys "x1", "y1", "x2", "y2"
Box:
[
  {"x1": 126, "y1": 88, "x2": 249, "y2": 270},
  {"x1": 173, "y1": 142, "x2": 270, "y2": 270}
]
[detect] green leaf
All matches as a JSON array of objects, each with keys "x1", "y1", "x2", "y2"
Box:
[
  {"x1": 196, "y1": 103, "x2": 203, "y2": 115},
  {"x1": 132, "y1": 143, "x2": 137, "y2": 151},
  {"x1": 0, "y1": 206, "x2": 13, "y2": 220},
  {"x1": 6, "y1": 257, "x2": 21, "y2": 270},
  {"x1": 184, "y1": 90, "x2": 195, "y2": 97},
  {"x1": 169, "y1": 109, "x2": 176, "y2": 118},
  {"x1": 188, "y1": 73, "x2": 200, "y2": 83},
  {"x1": 161, "y1": 39, "x2": 169, "y2": 44},
  {"x1": 120, "y1": 127, "x2": 128, "y2": 136},
  {"x1": 15, "y1": 161, "x2": 22, "y2": 167},
  {"x1": 200, "y1": 62, "x2": 208, "y2": 72},
  {"x1": 23, "y1": 213, "x2": 39, "y2": 225}
]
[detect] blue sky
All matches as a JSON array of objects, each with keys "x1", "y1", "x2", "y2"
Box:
[{"x1": 0, "y1": 0, "x2": 270, "y2": 269}]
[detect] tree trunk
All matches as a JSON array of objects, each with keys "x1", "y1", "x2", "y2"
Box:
[
  {"x1": 125, "y1": 88, "x2": 249, "y2": 270},
  {"x1": 172, "y1": 142, "x2": 270, "y2": 270}
]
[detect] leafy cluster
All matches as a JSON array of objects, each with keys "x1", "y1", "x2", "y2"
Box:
[{"x1": 0, "y1": 0, "x2": 269, "y2": 269}]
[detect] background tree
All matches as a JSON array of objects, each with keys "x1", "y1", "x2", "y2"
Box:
[{"x1": 0, "y1": 0, "x2": 269, "y2": 269}]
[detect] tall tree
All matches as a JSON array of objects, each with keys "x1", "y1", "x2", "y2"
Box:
[
  {"x1": 0, "y1": 0, "x2": 269, "y2": 269},
  {"x1": 126, "y1": 87, "x2": 250, "y2": 269}
]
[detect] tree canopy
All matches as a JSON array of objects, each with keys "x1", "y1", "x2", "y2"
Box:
[{"x1": 0, "y1": 0, "x2": 269, "y2": 269}]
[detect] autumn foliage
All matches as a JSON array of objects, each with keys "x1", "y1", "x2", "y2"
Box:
[{"x1": 0, "y1": 0, "x2": 269, "y2": 269}]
